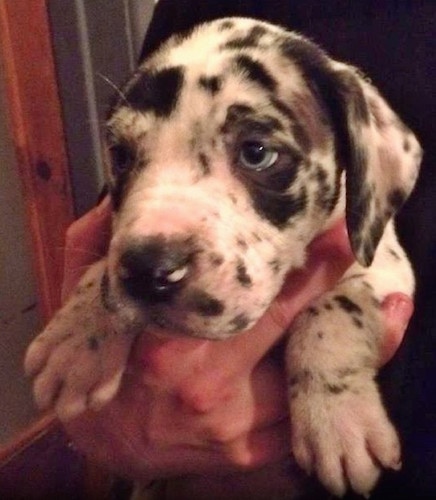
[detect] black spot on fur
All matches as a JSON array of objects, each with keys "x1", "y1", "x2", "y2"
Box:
[
  {"x1": 403, "y1": 137, "x2": 411, "y2": 152},
  {"x1": 367, "y1": 216, "x2": 385, "y2": 259},
  {"x1": 209, "y1": 253, "x2": 224, "y2": 267},
  {"x1": 347, "y1": 180, "x2": 371, "y2": 239},
  {"x1": 363, "y1": 241, "x2": 376, "y2": 265},
  {"x1": 270, "y1": 97, "x2": 312, "y2": 153},
  {"x1": 198, "y1": 75, "x2": 222, "y2": 94},
  {"x1": 324, "y1": 303, "x2": 333, "y2": 311},
  {"x1": 352, "y1": 316, "x2": 364, "y2": 329},
  {"x1": 325, "y1": 382, "x2": 349, "y2": 395},
  {"x1": 307, "y1": 306, "x2": 319, "y2": 316},
  {"x1": 225, "y1": 104, "x2": 285, "y2": 138},
  {"x1": 309, "y1": 162, "x2": 341, "y2": 217},
  {"x1": 198, "y1": 152, "x2": 211, "y2": 175},
  {"x1": 188, "y1": 290, "x2": 224, "y2": 317},
  {"x1": 334, "y1": 295, "x2": 363, "y2": 315},
  {"x1": 269, "y1": 259, "x2": 281, "y2": 274},
  {"x1": 233, "y1": 54, "x2": 277, "y2": 92},
  {"x1": 288, "y1": 369, "x2": 314, "y2": 387},
  {"x1": 317, "y1": 331, "x2": 325, "y2": 339},
  {"x1": 248, "y1": 186, "x2": 307, "y2": 228},
  {"x1": 313, "y1": 163, "x2": 338, "y2": 212},
  {"x1": 339, "y1": 71, "x2": 371, "y2": 126},
  {"x1": 279, "y1": 35, "x2": 371, "y2": 154},
  {"x1": 221, "y1": 103, "x2": 255, "y2": 133},
  {"x1": 107, "y1": 140, "x2": 139, "y2": 210},
  {"x1": 228, "y1": 193, "x2": 238, "y2": 205},
  {"x1": 230, "y1": 314, "x2": 250, "y2": 331},
  {"x1": 362, "y1": 281, "x2": 374, "y2": 290},
  {"x1": 336, "y1": 367, "x2": 359, "y2": 378},
  {"x1": 72, "y1": 303, "x2": 82, "y2": 312},
  {"x1": 388, "y1": 188, "x2": 406, "y2": 212},
  {"x1": 278, "y1": 34, "x2": 381, "y2": 264},
  {"x1": 76, "y1": 280, "x2": 95, "y2": 296},
  {"x1": 125, "y1": 67, "x2": 184, "y2": 117},
  {"x1": 236, "y1": 238, "x2": 248, "y2": 250},
  {"x1": 223, "y1": 25, "x2": 268, "y2": 50},
  {"x1": 100, "y1": 274, "x2": 120, "y2": 313},
  {"x1": 100, "y1": 273, "x2": 113, "y2": 311},
  {"x1": 218, "y1": 20, "x2": 235, "y2": 31},
  {"x1": 341, "y1": 272, "x2": 365, "y2": 283},
  {"x1": 388, "y1": 248, "x2": 401, "y2": 260},
  {"x1": 236, "y1": 260, "x2": 252, "y2": 287}
]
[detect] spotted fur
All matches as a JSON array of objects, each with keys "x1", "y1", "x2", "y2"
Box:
[{"x1": 25, "y1": 17, "x2": 422, "y2": 497}]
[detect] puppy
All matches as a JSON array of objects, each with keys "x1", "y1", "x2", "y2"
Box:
[{"x1": 25, "y1": 17, "x2": 422, "y2": 496}]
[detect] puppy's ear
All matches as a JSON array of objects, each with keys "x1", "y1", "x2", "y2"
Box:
[{"x1": 330, "y1": 64, "x2": 422, "y2": 266}]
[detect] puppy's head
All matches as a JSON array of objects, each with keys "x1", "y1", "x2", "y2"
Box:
[{"x1": 103, "y1": 18, "x2": 421, "y2": 338}]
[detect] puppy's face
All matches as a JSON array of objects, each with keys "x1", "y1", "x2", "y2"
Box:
[{"x1": 103, "y1": 18, "x2": 420, "y2": 338}]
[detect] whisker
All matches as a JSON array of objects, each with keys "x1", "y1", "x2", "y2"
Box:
[{"x1": 96, "y1": 72, "x2": 130, "y2": 107}]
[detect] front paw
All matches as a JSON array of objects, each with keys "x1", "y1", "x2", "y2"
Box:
[
  {"x1": 289, "y1": 374, "x2": 401, "y2": 497},
  {"x1": 24, "y1": 261, "x2": 134, "y2": 420}
]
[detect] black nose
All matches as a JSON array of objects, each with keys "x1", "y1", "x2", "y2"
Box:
[{"x1": 118, "y1": 236, "x2": 195, "y2": 303}]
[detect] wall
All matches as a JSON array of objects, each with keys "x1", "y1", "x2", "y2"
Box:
[
  {"x1": 0, "y1": 65, "x2": 40, "y2": 444},
  {"x1": 48, "y1": 0, "x2": 155, "y2": 215}
]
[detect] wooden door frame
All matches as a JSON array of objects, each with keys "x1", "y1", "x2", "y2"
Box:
[
  {"x1": 0, "y1": 0, "x2": 75, "y2": 321},
  {"x1": 0, "y1": 3, "x2": 125, "y2": 496}
]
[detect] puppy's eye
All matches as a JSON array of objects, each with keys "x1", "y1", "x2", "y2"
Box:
[
  {"x1": 110, "y1": 144, "x2": 135, "y2": 174},
  {"x1": 239, "y1": 141, "x2": 278, "y2": 170}
]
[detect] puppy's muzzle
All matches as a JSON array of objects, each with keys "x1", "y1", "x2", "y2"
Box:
[{"x1": 117, "y1": 235, "x2": 196, "y2": 303}]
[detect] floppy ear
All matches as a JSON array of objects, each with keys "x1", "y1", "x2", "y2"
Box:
[{"x1": 330, "y1": 64, "x2": 422, "y2": 266}]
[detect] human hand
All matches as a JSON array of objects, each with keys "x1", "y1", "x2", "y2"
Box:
[{"x1": 61, "y1": 199, "x2": 413, "y2": 484}]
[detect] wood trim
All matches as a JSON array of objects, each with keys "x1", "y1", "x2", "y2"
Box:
[
  {"x1": 0, "y1": 5, "x2": 113, "y2": 495},
  {"x1": 0, "y1": 0, "x2": 75, "y2": 320}
]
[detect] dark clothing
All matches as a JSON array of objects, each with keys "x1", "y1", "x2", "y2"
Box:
[{"x1": 141, "y1": 2, "x2": 436, "y2": 497}]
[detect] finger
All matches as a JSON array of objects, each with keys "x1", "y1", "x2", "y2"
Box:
[
  {"x1": 213, "y1": 419, "x2": 291, "y2": 470},
  {"x1": 379, "y1": 292, "x2": 413, "y2": 365},
  {"x1": 62, "y1": 196, "x2": 112, "y2": 298}
]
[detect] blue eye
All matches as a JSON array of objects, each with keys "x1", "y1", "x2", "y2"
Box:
[{"x1": 239, "y1": 141, "x2": 278, "y2": 170}]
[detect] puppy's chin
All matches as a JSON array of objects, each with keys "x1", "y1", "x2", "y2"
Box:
[
  {"x1": 145, "y1": 322, "x2": 241, "y2": 341},
  {"x1": 145, "y1": 305, "x2": 257, "y2": 340},
  {"x1": 105, "y1": 285, "x2": 259, "y2": 341}
]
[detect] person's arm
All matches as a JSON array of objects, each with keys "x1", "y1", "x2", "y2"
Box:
[{"x1": 61, "y1": 199, "x2": 412, "y2": 484}]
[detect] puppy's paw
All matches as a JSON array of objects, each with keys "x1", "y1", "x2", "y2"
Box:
[
  {"x1": 289, "y1": 376, "x2": 401, "y2": 497},
  {"x1": 24, "y1": 261, "x2": 134, "y2": 420}
]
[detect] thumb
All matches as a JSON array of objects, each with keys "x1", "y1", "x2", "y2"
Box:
[{"x1": 379, "y1": 293, "x2": 413, "y2": 365}]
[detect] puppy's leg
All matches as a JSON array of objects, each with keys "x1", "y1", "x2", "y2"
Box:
[
  {"x1": 25, "y1": 259, "x2": 136, "y2": 420},
  {"x1": 286, "y1": 230, "x2": 413, "y2": 496}
]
